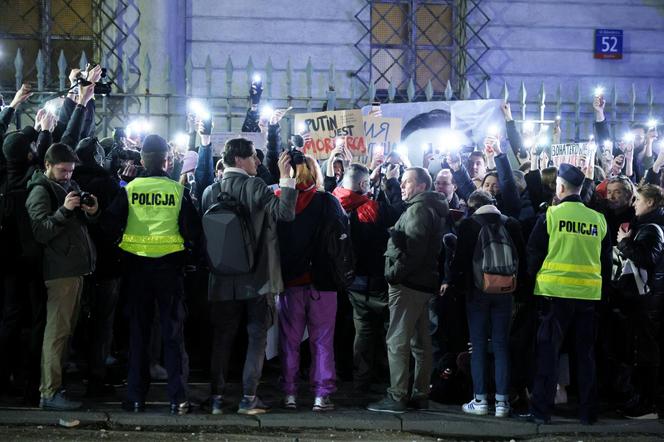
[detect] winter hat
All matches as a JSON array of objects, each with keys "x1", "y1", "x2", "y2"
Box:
[
  {"x1": 181, "y1": 150, "x2": 198, "y2": 174},
  {"x1": 141, "y1": 134, "x2": 169, "y2": 155},
  {"x1": 2, "y1": 131, "x2": 31, "y2": 163},
  {"x1": 75, "y1": 137, "x2": 105, "y2": 167},
  {"x1": 21, "y1": 126, "x2": 39, "y2": 144}
]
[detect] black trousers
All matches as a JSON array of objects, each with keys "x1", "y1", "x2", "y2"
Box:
[
  {"x1": 87, "y1": 277, "x2": 121, "y2": 383},
  {"x1": 125, "y1": 268, "x2": 188, "y2": 403},
  {"x1": 531, "y1": 297, "x2": 598, "y2": 422},
  {"x1": 209, "y1": 296, "x2": 271, "y2": 397},
  {"x1": 347, "y1": 289, "x2": 389, "y2": 387}
]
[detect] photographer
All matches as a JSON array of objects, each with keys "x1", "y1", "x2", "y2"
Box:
[
  {"x1": 72, "y1": 137, "x2": 123, "y2": 397},
  {"x1": 25, "y1": 143, "x2": 99, "y2": 410}
]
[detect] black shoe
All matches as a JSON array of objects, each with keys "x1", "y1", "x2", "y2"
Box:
[
  {"x1": 86, "y1": 382, "x2": 115, "y2": 397},
  {"x1": 516, "y1": 412, "x2": 550, "y2": 424},
  {"x1": 367, "y1": 396, "x2": 407, "y2": 414},
  {"x1": 170, "y1": 401, "x2": 191, "y2": 415},
  {"x1": 623, "y1": 403, "x2": 659, "y2": 420},
  {"x1": 407, "y1": 396, "x2": 429, "y2": 410},
  {"x1": 122, "y1": 401, "x2": 145, "y2": 412}
]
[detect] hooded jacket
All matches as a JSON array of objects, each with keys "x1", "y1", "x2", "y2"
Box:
[
  {"x1": 384, "y1": 190, "x2": 449, "y2": 293},
  {"x1": 25, "y1": 170, "x2": 97, "y2": 280}
]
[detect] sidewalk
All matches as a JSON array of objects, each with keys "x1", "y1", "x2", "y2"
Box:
[{"x1": 1, "y1": 380, "x2": 662, "y2": 439}]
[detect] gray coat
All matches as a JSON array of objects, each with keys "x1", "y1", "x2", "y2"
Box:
[
  {"x1": 201, "y1": 170, "x2": 297, "y2": 301},
  {"x1": 25, "y1": 170, "x2": 97, "y2": 280}
]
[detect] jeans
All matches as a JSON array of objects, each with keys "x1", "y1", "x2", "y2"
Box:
[
  {"x1": 209, "y1": 295, "x2": 272, "y2": 396},
  {"x1": 466, "y1": 292, "x2": 512, "y2": 401},
  {"x1": 277, "y1": 286, "x2": 337, "y2": 397}
]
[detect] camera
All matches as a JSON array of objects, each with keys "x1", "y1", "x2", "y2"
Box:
[
  {"x1": 75, "y1": 63, "x2": 111, "y2": 96},
  {"x1": 380, "y1": 162, "x2": 405, "y2": 178},
  {"x1": 78, "y1": 192, "x2": 95, "y2": 207},
  {"x1": 287, "y1": 146, "x2": 306, "y2": 168}
]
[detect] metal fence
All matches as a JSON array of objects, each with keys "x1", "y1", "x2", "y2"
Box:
[{"x1": 2, "y1": 48, "x2": 661, "y2": 144}]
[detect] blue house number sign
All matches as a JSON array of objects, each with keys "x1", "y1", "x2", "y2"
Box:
[{"x1": 594, "y1": 29, "x2": 623, "y2": 59}]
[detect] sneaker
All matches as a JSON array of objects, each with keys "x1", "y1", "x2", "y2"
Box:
[
  {"x1": 170, "y1": 400, "x2": 191, "y2": 415},
  {"x1": 283, "y1": 395, "x2": 297, "y2": 410},
  {"x1": 312, "y1": 396, "x2": 334, "y2": 412},
  {"x1": 623, "y1": 403, "x2": 659, "y2": 420},
  {"x1": 150, "y1": 363, "x2": 168, "y2": 381},
  {"x1": 367, "y1": 396, "x2": 407, "y2": 414},
  {"x1": 40, "y1": 391, "x2": 82, "y2": 411},
  {"x1": 462, "y1": 398, "x2": 488, "y2": 416},
  {"x1": 211, "y1": 395, "x2": 223, "y2": 415},
  {"x1": 495, "y1": 400, "x2": 510, "y2": 418},
  {"x1": 237, "y1": 396, "x2": 269, "y2": 415},
  {"x1": 554, "y1": 384, "x2": 568, "y2": 405}
]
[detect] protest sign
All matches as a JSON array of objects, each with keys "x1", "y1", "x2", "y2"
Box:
[
  {"x1": 361, "y1": 100, "x2": 508, "y2": 169},
  {"x1": 294, "y1": 110, "x2": 366, "y2": 160},
  {"x1": 550, "y1": 142, "x2": 595, "y2": 169},
  {"x1": 363, "y1": 117, "x2": 402, "y2": 159},
  {"x1": 209, "y1": 132, "x2": 266, "y2": 156}
]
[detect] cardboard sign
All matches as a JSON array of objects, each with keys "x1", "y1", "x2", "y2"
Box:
[
  {"x1": 209, "y1": 132, "x2": 266, "y2": 156},
  {"x1": 551, "y1": 142, "x2": 595, "y2": 170},
  {"x1": 294, "y1": 110, "x2": 366, "y2": 160},
  {"x1": 363, "y1": 117, "x2": 402, "y2": 159}
]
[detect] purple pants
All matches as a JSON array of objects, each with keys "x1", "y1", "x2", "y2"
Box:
[{"x1": 277, "y1": 285, "x2": 337, "y2": 397}]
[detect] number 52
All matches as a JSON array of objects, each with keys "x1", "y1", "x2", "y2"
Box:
[{"x1": 601, "y1": 36, "x2": 618, "y2": 53}]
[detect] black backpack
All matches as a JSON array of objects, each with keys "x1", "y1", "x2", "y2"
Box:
[
  {"x1": 471, "y1": 214, "x2": 519, "y2": 294},
  {"x1": 202, "y1": 181, "x2": 261, "y2": 275},
  {"x1": 311, "y1": 193, "x2": 356, "y2": 291}
]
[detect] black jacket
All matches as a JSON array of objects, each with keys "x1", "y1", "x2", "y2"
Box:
[
  {"x1": 72, "y1": 163, "x2": 123, "y2": 278},
  {"x1": 449, "y1": 206, "x2": 526, "y2": 300},
  {"x1": 617, "y1": 207, "x2": 664, "y2": 295}
]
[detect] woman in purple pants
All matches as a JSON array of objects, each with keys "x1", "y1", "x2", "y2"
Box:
[{"x1": 275, "y1": 155, "x2": 346, "y2": 411}]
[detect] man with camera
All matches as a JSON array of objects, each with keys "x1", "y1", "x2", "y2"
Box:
[
  {"x1": 25, "y1": 143, "x2": 99, "y2": 410},
  {"x1": 201, "y1": 138, "x2": 297, "y2": 415}
]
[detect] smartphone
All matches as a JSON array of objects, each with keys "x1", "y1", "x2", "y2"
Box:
[
  {"x1": 201, "y1": 116, "x2": 213, "y2": 135},
  {"x1": 371, "y1": 101, "x2": 381, "y2": 113},
  {"x1": 620, "y1": 222, "x2": 630, "y2": 232}
]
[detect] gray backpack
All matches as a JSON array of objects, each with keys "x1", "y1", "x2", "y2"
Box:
[
  {"x1": 471, "y1": 214, "x2": 518, "y2": 294},
  {"x1": 202, "y1": 182, "x2": 260, "y2": 275}
]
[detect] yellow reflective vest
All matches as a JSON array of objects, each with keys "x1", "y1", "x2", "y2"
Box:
[
  {"x1": 534, "y1": 201, "x2": 607, "y2": 301},
  {"x1": 119, "y1": 176, "x2": 185, "y2": 258}
]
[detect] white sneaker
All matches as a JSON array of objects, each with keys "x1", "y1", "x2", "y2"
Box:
[
  {"x1": 462, "y1": 398, "x2": 488, "y2": 415},
  {"x1": 495, "y1": 400, "x2": 510, "y2": 418},
  {"x1": 554, "y1": 384, "x2": 568, "y2": 405},
  {"x1": 284, "y1": 395, "x2": 297, "y2": 410},
  {"x1": 312, "y1": 396, "x2": 334, "y2": 412}
]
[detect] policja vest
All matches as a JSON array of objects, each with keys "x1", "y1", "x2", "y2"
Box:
[
  {"x1": 119, "y1": 176, "x2": 185, "y2": 258},
  {"x1": 534, "y1": 201, "x2": 607, "y2": 301}
]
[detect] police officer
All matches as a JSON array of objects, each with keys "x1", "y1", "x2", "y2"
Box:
[
  {"x1": 102, "y1": 134, "x2": 202, "y2": 415},
  {"x1": 523, "y1": 164, "x2": 612, "y2": 424}
]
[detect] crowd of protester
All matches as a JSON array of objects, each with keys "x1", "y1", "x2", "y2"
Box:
[{"x1": 0, "y1": 67, "x2": 663, "y2": 424}]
